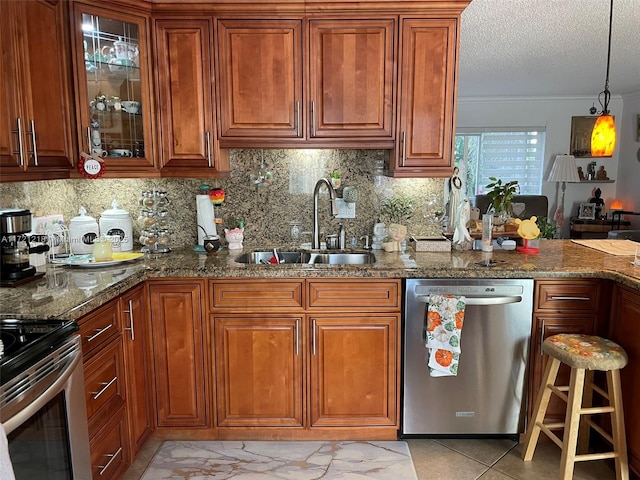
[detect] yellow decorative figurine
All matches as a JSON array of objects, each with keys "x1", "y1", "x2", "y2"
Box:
[{"x1": 514, "y1": 216, "x2": 541, "y2": 254}]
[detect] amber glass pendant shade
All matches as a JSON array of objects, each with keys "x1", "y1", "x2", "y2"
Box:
[{"x1": 591, "y1": 114, "x2": 616, "y2": 157}]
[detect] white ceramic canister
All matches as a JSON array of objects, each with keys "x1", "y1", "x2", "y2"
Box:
[
  {"x1": 69, "y1": 206, "x2": 99, "y2": 255},
  {"x1": 99, "y1": 200, "x2": 133, "y2": 251}
]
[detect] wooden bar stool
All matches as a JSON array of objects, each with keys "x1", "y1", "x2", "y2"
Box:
[{"x1": 522, "y1": 333, "x2": 629, "y2": 480}]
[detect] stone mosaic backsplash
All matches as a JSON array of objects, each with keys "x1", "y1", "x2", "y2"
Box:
[{"x1": 0, "y1": 149, "x2": 446, "y2": 249}]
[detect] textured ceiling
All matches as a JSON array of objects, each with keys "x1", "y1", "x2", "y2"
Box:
[{"x1": 458, "y1": 0, "x2": 640, "y2": 98}]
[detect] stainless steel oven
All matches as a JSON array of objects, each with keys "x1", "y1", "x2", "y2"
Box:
[{"x1": 1, "y1": 319, "x2": 91, "y2": 479}]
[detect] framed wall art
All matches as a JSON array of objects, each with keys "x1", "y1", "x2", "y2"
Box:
[{"x1": 578, "y1": 202, "x2": 596, "y2": 220}]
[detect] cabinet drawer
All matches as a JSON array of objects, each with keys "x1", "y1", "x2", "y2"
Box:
[
  {"x1": 210, "y1": 280, "x2": 303, "y2": 309},
  {"x1": 78, "y1": 301, "x2": 121, "y2": 358},
  {"x1": 536, "y1": 281, "x2": 600, "y2": 311},
  {"x1": 89, "y1": 406, "x2": 129, "y2": 480},
  {"x1": 84, "y1": 338, "x2": 125, "y2": 428},
  {"x1": 308, "y1": 280, "x2": 400, "y2": 310}
]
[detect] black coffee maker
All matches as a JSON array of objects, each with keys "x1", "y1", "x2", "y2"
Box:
[{"x1": 1, "y1": 208, "x2": 49, "y2": 284}]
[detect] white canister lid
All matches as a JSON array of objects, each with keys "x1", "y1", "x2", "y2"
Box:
[
  {"x1": 70, "y1": 206, "x2": 97, "y2": 225},
  {"x1": 100, "y1": 199, "x2": 130, "y2": 218}
]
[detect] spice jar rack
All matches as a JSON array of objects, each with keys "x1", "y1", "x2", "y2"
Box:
[{"x1": 138, "y1": 189, "x2": 171, "y2": 253}]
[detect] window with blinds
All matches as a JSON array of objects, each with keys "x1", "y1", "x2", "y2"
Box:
[{"x1": 455, "y1": 129, "x2": 546, "y2": 199}]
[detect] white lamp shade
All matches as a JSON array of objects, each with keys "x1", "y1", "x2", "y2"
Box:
[{"x1": 548, "y1": 154, "x2": 581, "y2": 183}]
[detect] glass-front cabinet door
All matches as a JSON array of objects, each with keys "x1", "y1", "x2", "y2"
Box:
[{"x1": 72, "y1": 4, "x2": 154, "y2": 173}]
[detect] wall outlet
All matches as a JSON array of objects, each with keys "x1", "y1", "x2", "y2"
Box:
[{"x1": 336, "y1": 198, "x2": 356, "y2": 218}]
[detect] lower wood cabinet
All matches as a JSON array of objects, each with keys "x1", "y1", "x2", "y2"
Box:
[
  {"x1": 89, "y1": 404, "x2": 129, "y2": 480},
  {"x1": 83, "y1": 336, "x2": 126, "y2": 434},
  {"x1": 78, "y1": 299, "x2": 130, "y2": 480},
  {"x1": 528, "y1": 280, "x2": 602, "y2": 423},
  {"x1": 213, "y1": 315, "x2": 304, "y2": 427},
  {"x1": 120, "y1": 285, "x2": 153, "y2": 461},
  {"x1": 609, "y1": 283, "x2": 640, "y2": 478},
  {"x1": 79, "y1": 284, "x2": 156, "y2": 479},
  {"x1": 209, "y1": 278, "x2": 401, "y2": 440},
  {"x1": 148, "y1": 280, "x2": 208, "y2": 428},
  {"x1": 309, "y1": 314, "x2": 398, "y2": 428}
]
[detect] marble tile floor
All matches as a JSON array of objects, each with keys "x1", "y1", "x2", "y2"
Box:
[
  {"x1": 123, "y1": 438, "x2": 618, "y2": 480},
  {"x1": 131, "y1": 440, "x2": 418, "y2": 479}
]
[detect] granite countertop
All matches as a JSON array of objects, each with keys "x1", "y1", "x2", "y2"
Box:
[{"x1": 1, "y1": 240, "x2": 639, "y2": 321}]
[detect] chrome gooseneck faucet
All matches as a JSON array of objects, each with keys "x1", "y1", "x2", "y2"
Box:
[{"x1": 312, "y1": 178, "x2": 338, "y2": 249}]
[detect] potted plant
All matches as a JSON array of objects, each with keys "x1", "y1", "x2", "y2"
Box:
[
  {"x1": 381, "y1": 236, "x2": 395, "y2": 252},
  {"x1": 537, "y1": 216, "x2": 558, "y2": 239},
  {"x1": 330, "y1": 171, "x2": 341, "y2": 188},
  {"x1": 381, "y1": 196, "x2": 414, "y2": 225},
  {"x1": 381, "y1": 196, "x2": 413, "y2": 251},
  {"x1": 224, "y1": 218, "x2": 245, "y2": 250},
  {"x1": 485, "y1": 177, "x2": 519, "y2": 222}
]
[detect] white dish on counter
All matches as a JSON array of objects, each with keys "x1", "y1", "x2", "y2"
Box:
[{"x1": 50, "y1": 252, "x2": 144, "y2": 268}]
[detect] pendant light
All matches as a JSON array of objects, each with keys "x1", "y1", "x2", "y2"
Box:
[{"x1": 591, "y1": 0, "x2": 616, "y2": 157}]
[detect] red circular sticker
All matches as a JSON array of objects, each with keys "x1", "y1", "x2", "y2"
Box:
[{"x1": 78, "y1": 155, "x2": 105, "y2": 179}]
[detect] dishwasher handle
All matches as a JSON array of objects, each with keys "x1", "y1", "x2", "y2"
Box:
[{"x1": 416, "y1": 294, "x2": 523, "y2": 306}]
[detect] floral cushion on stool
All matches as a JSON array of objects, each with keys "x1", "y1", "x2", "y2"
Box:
[{"x1": 543, "y1": 334, "x2": 628, "y2": 371}]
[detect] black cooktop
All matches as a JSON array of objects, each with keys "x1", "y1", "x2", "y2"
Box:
[{"x1": 0, "y1": 318, "x2": 78, "y2": 384}]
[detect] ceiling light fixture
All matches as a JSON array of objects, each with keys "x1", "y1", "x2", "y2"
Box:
[{"x1": 591, "y1": 0, "x2": 616, "y2": 157}]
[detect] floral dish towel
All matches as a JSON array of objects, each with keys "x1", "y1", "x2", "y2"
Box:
[{"x1": 425, "y1": 294, "x2": 466, "y2": 376}]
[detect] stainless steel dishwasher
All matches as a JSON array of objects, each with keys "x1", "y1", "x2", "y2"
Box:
[{"x1": 402, "y1": 278, "x2": 534, "y2": 438}]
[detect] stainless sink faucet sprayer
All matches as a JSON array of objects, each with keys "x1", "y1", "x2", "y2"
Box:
[{"x1": 312, "y1": 178, "x2": 338, "y2": 249}]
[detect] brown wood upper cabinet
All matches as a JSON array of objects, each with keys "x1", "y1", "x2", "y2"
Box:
[
  {"x1": 154, "y1": 18, "x2": 229, "y2": 176},
  {"x1": 0, "y1": 0, "x2": 75, "y2": 182},
  {"x1": 216, "y1": 19, "x2": 303, "y2": 141},
  {"x1": 216, "y1": 17, "x2": 396, "y2": 147},
  {"x1": 307, "y1": 19, "x2": 395, "y2": 140},
  {"x1": 389, "y1": 17, "x2": 459, "y2": 177}
]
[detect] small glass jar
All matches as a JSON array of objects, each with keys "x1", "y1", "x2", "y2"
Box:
[{"x1": 92, "y1": 237, "x2": 113, "y2": 262}]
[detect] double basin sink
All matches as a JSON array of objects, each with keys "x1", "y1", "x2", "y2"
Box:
[{"x1": 236, "y1": 249, "x2": 376, "y2": 265}]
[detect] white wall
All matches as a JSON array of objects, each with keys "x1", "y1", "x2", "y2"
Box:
[
  {"x1": 617, "y1": 92, "x2": 640, "y2": 229},
  {"x1": 456, "y1": 95, "x2": 625, "y2": 238}
]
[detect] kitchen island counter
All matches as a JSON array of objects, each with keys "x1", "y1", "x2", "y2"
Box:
[{"x1": 1, "y1": 239, "x2": 639, "y2": 320}]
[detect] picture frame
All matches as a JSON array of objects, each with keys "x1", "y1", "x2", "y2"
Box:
[
  {"x1": 578, "y1": 202, "x2": 596, "y2": 220},
  {"x1": 636, "y1": 114, "x2": 640, "y2": 142},
  {"x1": 570, "y1": 116, "x2": 609, "y2": 158}
]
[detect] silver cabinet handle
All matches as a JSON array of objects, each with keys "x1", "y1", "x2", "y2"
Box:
[
  {"x1": 295, "y1": 101, "x2": 301, "y2": 137},
  {"x1": 540, "y1": 319, "x2": 545, "y2": 357},
  {"x1": 86, "y1": 324, "x2": 113, "y2": 343},
  {"x1": 91, "y1": 376, "x2": 117, "y2": 400},
  {"x1": 205, "y1": 131, "x2": 212, "y2": 167},
  {"x1": 98, "y1": 447, "x2": 122, "y2": 476},
  {"x1": 401, "y1": 131, "x2": 407, "y2": 166},
  {"x1": 549, "y1": 296, "x2": 590, "y2": 301},
  {"x1": 86, "y1": 127, "x2": 92, "y2": 153},
  {"x1": 311, "y1": 100, "x2": 316, "y2": 137},
  {"x1": 295, "y1": 318, "x2": 299, "y2": 356},
  {"x1": 312, "y1": 318, "x2": 317, "y2": 355},
  {"x1": 11, "y1": 118, "x2": 25, "y2": 166},
  {"x1": 123, "y1": 299, "x2": 135, "y2": 341},
  {"x1": 26, "y1": 120, "x2": 38, "y2": 166}
]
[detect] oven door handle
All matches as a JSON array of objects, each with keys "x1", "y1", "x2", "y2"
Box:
[
  {"x1": 2, "y1": 339, "x2": 81, "y2": 435},
  {"x1": 416, "y1": 295, "x2": 523, "y2": 306}
]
